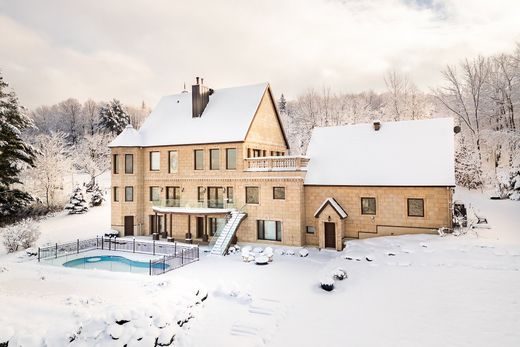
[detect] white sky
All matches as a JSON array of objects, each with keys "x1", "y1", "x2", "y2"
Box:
[{"x1": 1, "y1": 0, "x2": 520, "y2": 108}]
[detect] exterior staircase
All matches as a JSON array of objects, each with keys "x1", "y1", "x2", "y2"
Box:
[{"x1": 209, "y1": 210, "x2": 247, "y2": 256}]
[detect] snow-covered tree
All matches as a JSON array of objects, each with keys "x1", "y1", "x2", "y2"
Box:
[
  {"x1": 58, "y1": 98, "x2": 84, "y2": 146},
  {"x1": 64, "y1": 186, "x2": 88, "y2": 214},
  {"x1": 89, "y1": 182, "x2": 104, "y2": 207},
  {"x1": 75, "y1": 132, "x2": 111, "y2": 183},
  {"x1": 83, "y1": 99, "x2": 99, "y2": 136},
  {"x1": 455, "y1": 135, "x2": 483, "y2": 189},
  {"x1": 22, "y1": 132, "x2": 72, "y2": 208},
  {"x1": 0, "y1": 73, "x2": 36, "y2": 223},
  {"x1": 97, "y1": 99, "x2": 130, "y2": 135},
  {"x1": 278, "y1": 94, "x2": 287, "y2": 114},
  {"x1": 1, "y1": 218, "x2": 40, "y2": 253},
  {"x1": 126, "y1": 101, "x2": 150, "y2": 129}
]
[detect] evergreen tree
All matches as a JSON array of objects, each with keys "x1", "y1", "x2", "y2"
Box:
[
  {"x1": 455, "y1": 135, "x2": 483, "y2": 189},
  {"x1": 278, "y1": 94, "x2": 287, "y2": 114},
  {"x1": 0, "y1": 73, "x2": 36, "y2": 221},
  {"x1": 97, "y1": 99, "x2": 130, "y2": 135},
  {"x1": 64, "y1": 186, "x2": 88, "y2": 214},
  {"x1": 89, "y1": 182, "x2": 104, "y2": 207}
]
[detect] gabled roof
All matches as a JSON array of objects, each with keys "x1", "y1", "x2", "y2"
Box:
[
  {"x1": 314, "y1": 198, "x2": 348, "y2": 219},
  {"x1": 109, "y1": 82, "x2": 286, "y2": 148},
  {"x1": 304, "y1": 117, "x2": 456, "y2": 186}
]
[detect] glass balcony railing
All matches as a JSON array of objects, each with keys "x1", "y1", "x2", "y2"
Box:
[{"x1": 152, "y1": 198, "x2": 236, "y2": 210}]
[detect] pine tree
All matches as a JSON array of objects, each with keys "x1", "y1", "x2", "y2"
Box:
[
  {"x1": 455, "y1": 135, "x2": 483, "y2": 189},
  {"x1": 64, "y1": 186, "x2": 88, "y2": 214},
  {"x1": 97, "y1": 99, "x2": 130, "y2": 135},
  {"x1": 278, "y1": 94, "x2": 287, "y2": 114},
  {"x1": 0, "y1": 73, "x2": 36, "y2": 221},
  {"x1": 89, "y1": 182, "x2": 104, "y2": 207}
]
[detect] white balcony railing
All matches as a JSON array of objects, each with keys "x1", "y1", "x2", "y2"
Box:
[{"x1": 244, "y1": 156, "x2": 309, "y2": 172}]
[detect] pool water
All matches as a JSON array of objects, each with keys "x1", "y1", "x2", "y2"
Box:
[{"x1": 62, "y1": 255, "x2": 168, "y2": 274}]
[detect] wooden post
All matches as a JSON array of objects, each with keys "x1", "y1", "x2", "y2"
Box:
[
  {"x1": 101, "y1": 236, "x2": 104, "y2": 250},
  {"x1": 77, "y1": 239, "x2": 79, "y2": 254}
]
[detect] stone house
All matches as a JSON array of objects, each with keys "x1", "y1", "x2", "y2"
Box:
[{"x1": 109, "y1": 79, "x2": 455, "y2": 252}]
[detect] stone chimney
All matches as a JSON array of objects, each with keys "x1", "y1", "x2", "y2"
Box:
[
  {"x1": 373, "y1": 120, "x2": 381, "y2": 131},
  {"x1": 192, "y1": 77, "x2": 213, "y2": 118}
]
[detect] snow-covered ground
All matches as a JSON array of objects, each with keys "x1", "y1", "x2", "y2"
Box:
[{"x1": 0, "y1": 188, "x2": 519, "y2": 346}]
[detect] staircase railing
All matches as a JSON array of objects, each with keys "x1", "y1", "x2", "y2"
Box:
[{"x1": 208, "y1": 205, "x2": 247, "y2": 255}]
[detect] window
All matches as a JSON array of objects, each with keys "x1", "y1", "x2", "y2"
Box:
[
  {"x1": 273, "y1": 187, "x2": 285, "y2": 200},
  {"x1": 210, "y1": 149, "x2": 220, "y2": 170},
  {"x1": 112, "y1": 154, "x2": 119, "y2": 174},
  {"x1": 306, "y1": 226, "x2": 315, "y2": 234},
  {"x1": 246, "y1": 187, "x2": 259, "y2": 204},
  {"x1": 149, "y1": 151, "x2": 160, "y2": 171},
  {"x1": 150, "y1": 186, "x2": 160, "y2": 202},
  {"x1": 194, "y1": 150, "x2": 204, "y2": 170},
  {"x1": 227, "y1": 186, "x2": 234, "y2": 204},
  {"x1": 125, "y1": 154, "x2": 133, "y2": 174},
  {"x1": 361, "y1": 197, "x2": 376, "y2": 215},
  {"x1": 168, "y1": 151, "x2": 178, "y2": 173},
  {"x1": 257, "y1": 220, "x2": 282, "y2": 241},
  {"x1": 197, "y1": 187, "x2": 205, "y2": 203},
  {"x1": 408, "y1": 198, "x2": 424, "y2": 217},
  {"x1": 247, "y1": 148, "x2": 251, "y2": 158},
  {"x1": 226, "y1": 148, "x2": 236, "y2": 170},
  {"x1": 166, "y1": 186, "x2": 180, "y2": 207},
  {"x1": 252, "y1": 149, "x2": 261, "y2": 157},
  {"x1": 125, "y1": 186, "x2": 133, "y2": 202},
  {"x1": 113, "y1": 187, "x2": 119, "y2": 202}
]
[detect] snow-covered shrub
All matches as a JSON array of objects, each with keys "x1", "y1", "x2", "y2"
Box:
[
  {"x1": 496, "y1": 170, "x2": 520, "y2": 200},
  {"x1": 332, "y1": 268, "x2": 347, "y2": 280},
  {"x1": 299, "y1": 249, "x2": 309, "y2": 257},
  {"x1": 64, "y1": 187, "x2": 88, "y2": 214},
  {"x1": 1, "y1": 219, "x2": 40, "y2": 253},
  {"x1": 320, "y1": 277, "x2": 335, "y2": 292},
  {"x1": 455, "y1": 135, "x2": 483, "y2": 189},
  {"x1": 286, "y1": 249, "x2": 295, "y2": 256}
]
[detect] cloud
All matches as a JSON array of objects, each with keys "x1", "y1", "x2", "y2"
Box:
[{"x1": 1, "y1": 0, "x2": 520, "y2": 108}]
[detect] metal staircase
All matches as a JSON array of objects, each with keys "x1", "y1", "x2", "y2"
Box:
[{"x1": 209, "y1": 210, "x2": 247, "y2": 256}]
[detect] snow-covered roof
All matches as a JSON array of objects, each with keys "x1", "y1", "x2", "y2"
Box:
[
  {"x1": 109, "y1": 124, "x2": 142, "y2": 147},
  {"x1": 109, "y1": 82, "x2": 270, "y2": 147},
  {"x1": 304, "y1": 117, "x2": 456, "y2": 186},
  {"x1": 314, "y1": 198, "x2": 348, "y2": 219}
]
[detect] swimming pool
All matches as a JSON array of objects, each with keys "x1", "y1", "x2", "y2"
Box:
[{"x1": 63, "y1": 255, "x2": 169, "y2": 274}]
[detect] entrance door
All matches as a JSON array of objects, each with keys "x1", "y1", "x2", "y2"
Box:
[
  {"x1": 196, "y1": 217, "x2": 204, "y2": 239},
  {"x1": 124, "y1": 216, "x2": 134, "y2": 236},
  {"x1": 207, "y1": 187, "x2": 224, "y2": 208},
  {"x1": 324, "y1": 222, "x2": 336, "y2": 248}
]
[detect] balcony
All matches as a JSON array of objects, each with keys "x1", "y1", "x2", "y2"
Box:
[
  {"x1": 152, "y1": 199, "x2": 236, "y2": 214},
  {"x1": 244, "y1": 155, "x2": 309, "y2": 172}
]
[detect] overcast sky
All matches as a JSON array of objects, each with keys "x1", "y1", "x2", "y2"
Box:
[{"x1": 1, "y1": 0, "x2": 520, "y2": 109}]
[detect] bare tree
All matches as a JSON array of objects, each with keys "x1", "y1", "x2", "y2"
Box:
[
  {"x1": 58, "y1": 98, "x2": 84, "y2": 146},
  {"x1": 83, "y1": 99, "x2": 99, "y2": 136}
]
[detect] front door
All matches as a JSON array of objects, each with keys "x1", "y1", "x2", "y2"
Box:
[
  {"x1": 196, "y1": 217, "x2": 204, "y2": 239},
  {"x1": 124, "y1": 216, "x2": 134, "y2": 236},
  {"x1": 324, "y1": 222, "x2": 336, "y2": 248}
]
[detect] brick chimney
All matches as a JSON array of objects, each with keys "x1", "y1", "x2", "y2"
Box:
[{"x1": 192, "y1": 77, "x2": 213, "y2": 118}]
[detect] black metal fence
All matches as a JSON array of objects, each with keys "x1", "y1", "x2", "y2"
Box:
[
  {"x1": 37, "y1": 237, "x2": 199, "y2": 275},
  {"x1": 149, "y1": 246, "x2": 199, "y2": 275}
]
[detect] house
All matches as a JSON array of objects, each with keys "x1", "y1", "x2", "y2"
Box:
[{"x1": 109, "y1": 79, "x2": 455, "y2": 252}]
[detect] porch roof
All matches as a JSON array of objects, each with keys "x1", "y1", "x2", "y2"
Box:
[{"x1": 152, "y1": 206, "x2": 233, "y2": 215}]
